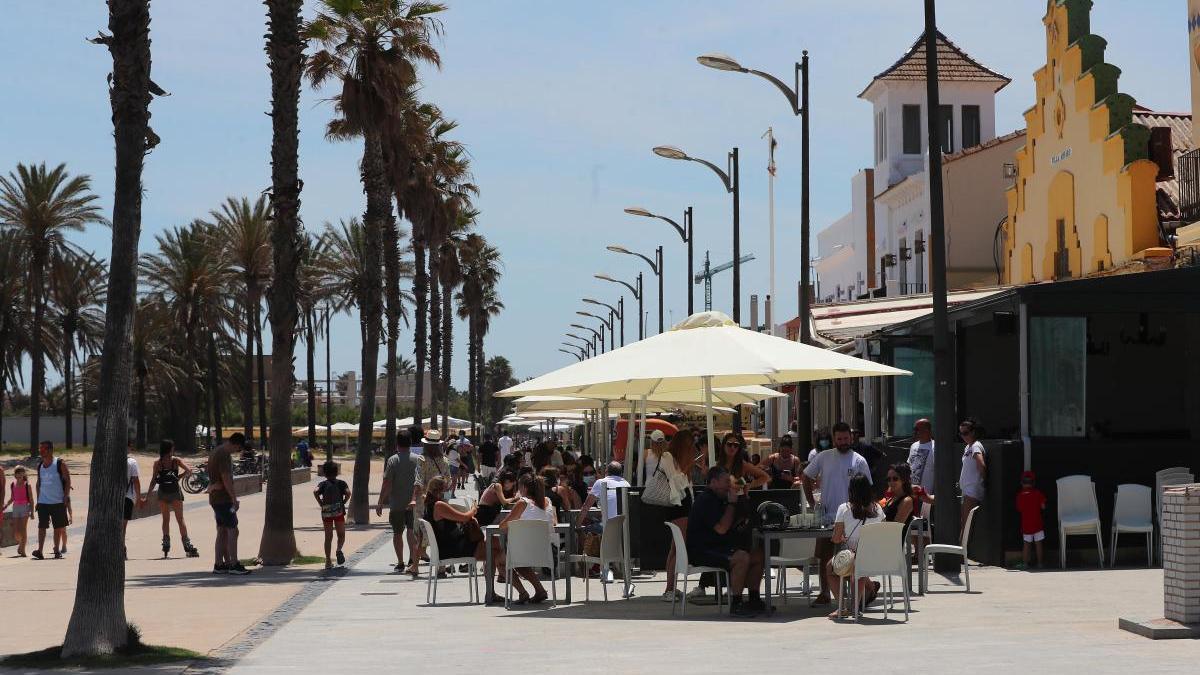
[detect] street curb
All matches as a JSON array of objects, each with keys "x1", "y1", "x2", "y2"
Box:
[{"x1": 183, "y1": 528, "x2": 391, "y2": 673}]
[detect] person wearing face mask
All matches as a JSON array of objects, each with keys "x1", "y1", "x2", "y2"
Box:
[
  {"x1": 576, "y1": 461, "x2": 630, "y2": 534},
  {"x1": 808, "y1": 427, "x2": 833, "y2": 466},
  {"x1": 801, "y1": 421, "x2": 872, "y2": 607}
]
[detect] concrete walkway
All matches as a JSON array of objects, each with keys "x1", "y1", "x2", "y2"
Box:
[{"x1": 228, "y1": 546, "x2": 1199, "y2": 673}]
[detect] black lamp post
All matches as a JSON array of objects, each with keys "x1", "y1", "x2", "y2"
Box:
[
  {"x1": 595, "y1": 273, "x2": 643, "y2": 340},
  {"x1": 577, "y1": 311, "x2": 614, "y2": 351},
  {"x1": 558, "y1": 347, "x2": 583, "y2": 362},
  {"x1": 624, "y1": 206, "x2": 694, "y2": 316},
  {"x1": 607, "y1": 245, "x2": 663, "y2": 334},
  {"x1": 583, "y1": 297, "x2": 622, "y2": 347},
  {"x1": 565, "y1": 334, "x2": 592, "y2": 358},
  {"x1": 699, "y1": 49, "x2": 811, "y2": 439},
  {"x1": 571, "y1": 323, "x2": 606, "y2": 354},
  {"x1": 653, "y1": 145, "x2": 740, "y2": 323}
]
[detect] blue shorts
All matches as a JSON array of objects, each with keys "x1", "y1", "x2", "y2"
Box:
[{"x1": 211, "y1": 502, "x2": 238, "y2": 528}]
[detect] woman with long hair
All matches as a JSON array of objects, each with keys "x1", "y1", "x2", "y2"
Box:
[
  {"x1": 144, "y1": 440, "x2": 199, "y2": 558},
  {"x1": 475, "y1": 469, "x2": 519, "y2": 528},
  {"x1": 824, "y1": 474, "x2": 884, "y2": 619},
  {"x1": 662, "y1": 431, "x2": 701, "y2": 601},
  {"x1": 883, "y1": 462, "x2": 916, "y2": 525},
  {"x1": 717, "y1": 432, "x2": 768, "y2": 493},
  {"x1": 499, "y1": 474, "x2": 556, "y2": 604},
  {"x1": 423, "y1": 476, "x2": 506, "y2": 603}
]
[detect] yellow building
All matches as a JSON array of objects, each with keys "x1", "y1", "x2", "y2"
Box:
[{"x1": 1003, "y1": 0, "x2": 1166, "y2": 283}]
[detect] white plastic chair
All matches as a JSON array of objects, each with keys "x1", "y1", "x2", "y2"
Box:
[
  {"x1": 852, "y1": 522, "x2": 910, "y2": 620},
  {"x1": 504, "y1": 519, "x2": 557, "y2": 609},
  {"x1": 1155, "y1": 470, "x2": 1194, "y2": 563},
  {"x1": 569, "y1": 514, "x2": 628, "y2": 601},
  {"x1": 768, "y1": 515, "x2": 817, "y2": 602},
  {"x1": 665, "y1": 522, "x2": 728, "y2": 616},
  {"x1": 925, "y1": 505, "x2": 980, "y2": 591},
  {"x1": 416, "y1": 518, "x2": 479, "y2": 605},
  {"x1": 1110, "y1": 484, "x2": 1153, "y2": 568},
  {"x1": 1056, "y1": 475, "x2": 1105, "y2": 569}
]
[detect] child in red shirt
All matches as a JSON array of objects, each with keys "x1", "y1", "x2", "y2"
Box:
[{"x1": 1014, "y1": 470, "x2": 1047, "y2": 568}]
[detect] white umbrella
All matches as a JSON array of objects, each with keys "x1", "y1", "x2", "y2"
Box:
[
  {"x1": 497, "y1": 311, "x2": 908, "y2": 464},
  {"x1": 512, "y1": 385, "x2": 783, "y2": 413},
  {"x1": 329, "y1": 422, "x2": 358, "y2": 433}
]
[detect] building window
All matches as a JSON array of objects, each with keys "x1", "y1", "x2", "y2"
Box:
[
  {"x1": 875, "y1": 111, "x2": 888, "y2": 164},
  {"x1": 914, "y1": 231, "x2": 926, "y2": 291},
  {"x1": 902, "y1": 105, "x2": 921, "y2": 155},
  {"x1": 898, "y1": 237, "x2": 909, "y2": 292},
  {"x1": 893, "y1": 346, "x2": 933, "y2": 433},
  {"x1": 1030, "y1": 316, "x2": 1086, "y2": 437},
  {"x1": 939, "y1": 104, "x2": 954, "y2": 154},
  {"x1": 1054, "y1": 218, "x2": 1070, "y2": 279},
  {"x1": 962, "y1": 105, "x2": 981, "y2": 148}
]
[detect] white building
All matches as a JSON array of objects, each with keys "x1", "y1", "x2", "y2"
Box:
[{"x1": 815, "y1": 31, "x2": 1016, "y2": 303}]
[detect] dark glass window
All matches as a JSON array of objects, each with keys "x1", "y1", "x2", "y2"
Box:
[
  {"x1": 962, "y1": 105, "x2": 981, "y2": 148},
  {"x1": 902, "y1": 105, "x2": 922, "y2": 155}
]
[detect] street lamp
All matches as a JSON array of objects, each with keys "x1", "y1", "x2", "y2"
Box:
[
  {"x1": 576, "y1": 311, "x2": 614, "y2": 352},
  {"x1": 625, "y1": 206, "x2": 694, "y2": 316},
  {"x1": 564, "y1": 334, "x2": 592, "y2": 357},
  {"x1": 699, "y1": 49, "x2": 811, "y2": 440},
  {"x1": 583, "y1": 297, "x2": 623, "y2": 347},
  {"x1": 653, "y1": 144, "x2": 740, "y2": 323},
  {"x1": 558, "y1": 347, "x2": 583, "y2": 362},
  {"x1": 606, "y1": 244, "x2": 664, "y2": 334},
  {"x1": 595, "y1": 273, "x2": 644, "y2": 340},
  {"x1": 570, "y1": 323, "x2": 606, "y2": 353}
]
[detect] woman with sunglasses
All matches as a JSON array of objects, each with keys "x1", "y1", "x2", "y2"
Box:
[
  {"x1": 716, "y1": 432, "x2": 768, "y2": 493},
  {"x1": 883, "y1": 462, "x2": 916, "y2": 526}
]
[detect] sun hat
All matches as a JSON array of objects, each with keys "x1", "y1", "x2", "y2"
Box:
[{"x1": 423, "y1": 429, "x2": 443, "y2": 444}]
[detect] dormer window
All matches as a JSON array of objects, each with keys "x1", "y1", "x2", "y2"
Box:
[{"x1": 902, "y1": 105, "x2": 922, "y2": 155}]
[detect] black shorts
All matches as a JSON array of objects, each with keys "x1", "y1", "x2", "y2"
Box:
[
  {"x1": 124, "y1": 498, "x2": 135, "y2": 521},
  {"x1": 690, "y1": 546, "x2": 735, "y2": 571},
  {"x1": 37, "y1": 503, "x2": 68, "y2": 530},
  {"x1": 211, "y1": 502, "x2": 238, "y2": 528},
  {"x1": 388, "y1": 507, "x2": 414, "y2": 532}
]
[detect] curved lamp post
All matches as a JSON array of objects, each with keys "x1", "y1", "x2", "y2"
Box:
[
  {"x1": 607, "y1": 244, "x2": 664, "y2": 334},
  {"x1": 583, "y1": 297, "x2": 623, "y2": 347},
  {"x1": 564, "y1": 333, "x2": 592, "y2": 357},
  {"x1": 699, "y1": 50, "x2": 812, "y2": 439},
  {"x1": 577, "y1": 311, "x2": 614, "y2": 352},
  {"x1": 595, "y1": 273, "x2": 644, "y2": 340},
  {"x1": 653, "y1": 144, "x2": 739, "y2": 322},
  {"x1": 570, "y1": 323, "x2": 606, "y2": 354},
  {"x1": 558, "y1": 347, "x2": 583, "y2": 362},
  {"x1": 625, "y1": 206, "x2": 694, "y2": 316}
]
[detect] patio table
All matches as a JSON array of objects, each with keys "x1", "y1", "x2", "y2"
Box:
[
  {"x1": 757, "y1": 526, "x2": 833, "y2": 614},
  {"x1": 484, "y1": 522, "x2": 574, "y2": 605}
]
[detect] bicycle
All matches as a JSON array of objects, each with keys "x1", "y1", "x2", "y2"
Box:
[{"x1": 183, "y1": 462, "x2": 210, "y2": 494}]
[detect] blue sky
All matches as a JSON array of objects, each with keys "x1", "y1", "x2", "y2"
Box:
[{"x1": 0, "y1": 0, "x2": 1188, "y2": 388}]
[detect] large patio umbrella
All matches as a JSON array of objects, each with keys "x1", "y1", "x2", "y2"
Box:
[
  {"x1": 497, "y1": 311, "x2": 908, "y2": 465},
  {"x1": 512, "y1": 385, "x2": 784, "y2": 413}
]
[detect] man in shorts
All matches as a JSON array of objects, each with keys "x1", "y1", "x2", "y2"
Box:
[
  {"x1": 209, "y1": 433, "x2": 250, "y2": 575},
  {"x1": 377, "y1": 432, "x2": 420, "y2": 574},
  {"x1": 33, "y1": 441, "x2": 70, "y2": 560},
  {"x1": 686, "y1": 466, "x2": 765, "y2": 617}
]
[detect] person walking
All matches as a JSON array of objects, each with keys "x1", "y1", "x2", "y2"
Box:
[
  {"x1": 3, "y1": 466, "x2": 33, "y2": 556},
  {"x1": 377, "y1": 432, "x2": 420, "y2": 575},
  {"x1": 123, "y1": 445, "x2": 144, "y2": 558},
  {"x1": 209, "y1": 433, "x2": 251, "y2": 575},
  {"x1": 314, "y1": 461, "x2": 351, "y2": 569},
  {"x1": 497, "y1": 429, "x2": 513, "y2": 466},
  {"x1": 144, "y1": 440, "x2": 199, "y2": 558},
  {"x1": 32, "y1": 441, "x2": 70, "y2": 560},
  {"x1": 478, "y1": 434, "x2": 499, "y2": 482}
]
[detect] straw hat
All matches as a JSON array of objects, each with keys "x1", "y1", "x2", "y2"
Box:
[{"x1": 422, "y1": 429, "x2": 443, "y2": 444}]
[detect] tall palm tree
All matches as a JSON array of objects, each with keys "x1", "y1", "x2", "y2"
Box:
[
  {"x1": 64, "y1": 0, "x2": 160, "y2": 656},
  {"x1": 297, "y1": 233, "x2": 329, "y2": 449},
  {"x1": 211, "y1": 195, "x2": 271, "y2": 447},
  {"x1": 0, "y1": 162, "x2": 107, "y2": 455},
  {"x1": 305, "y1": 0, "x2": 444, "y2": 523},
  {"x1": 260, "y1": 0, "x2": 306, "y2": 565},
  {"x1": 454, "y1": 233, "x2": 501, "y2": 431},
  {"x1": 0, "y1": 231, "x2": 27, "y2": 446},
  {"x1": 437, "y1": 210, "x2": 474, "y2": 435},
  {"x1": 48, "y1": 251, "x2": 107, "y2": 449}
]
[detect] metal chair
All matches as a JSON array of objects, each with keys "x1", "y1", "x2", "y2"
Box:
[
  {"x1": 665, "y1": 522, "x2": 728, "y2": 616},
  {"x1": 416, "y1": 518, "x2": 479, "y2": 605},
  {"x1": 504, "y1": 519, "x2": 558, "y2": 609},
  {"x1": 925, "y1": 505, "x2": 980, "y2": 591},
  {"x1": 1110, "y1": 484, "x2": 1153, "y2": 568},
  {"x1": 904, "y1": 516, "x2": 929, "y2": 595}
]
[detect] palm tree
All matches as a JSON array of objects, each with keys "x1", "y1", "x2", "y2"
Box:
[
  {"x1": 48, "y1": 251, "x2": 107, "y2": 449},
  {"x1": 211, "y1": 195, "x2": 271, "y2": 447},
  {"x1": 437, "y1": 210, "x2": 474, "y2": 436},
  {"x1": 454, "y1": 233, "x2": 502, "y2": 431},
  {"x1": 64, "y1": 0, "x2": 160, "y2": 656},
  {"x1": 0, "y1": 162, "x2": 107, "y2": 455},
  {"x1": 297, "y1": 233, "x2": 329, "y2": 448},
  {"x1": 482, "y1": 355, "x2": 516, "y2": 429},
  {"x1": 305, "y1": 0, "x2": 445, "y2": 523},
  {"x1": 0, "y1": 231, "x2": 27, "y2": 446}
]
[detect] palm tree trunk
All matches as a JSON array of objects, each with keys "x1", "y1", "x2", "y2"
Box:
[
  {"x1": 64, "y1": 329, "x2": 74, "y2": 449},
  {"x1": 30, "y1": 251, "x2": 45, "y2": 457},
  {"x1": 208, "y1": 332, "x2": 222, "y2": 442},
  {"x1": 62, "y1": 0, "x2": 152, "y2": 656},
  {"x1": 305, "y1": 309, "x2": 317, "y2": 447},
  {"x1": 412, "y1": 239, "x2": 427, "y2": 424},
  {"x1": 351, "y1": 130, "x2": 389, "y2": 524},
  {"x1": 259, "y1": 0, "x2": 304, "y2": 564},
  {"x1": 255, "y1": 300, "x2": 267, "y2": 449},
  {"x1": 466, "y1": 316, "x2": 475, "y2": 433},
  {"x1": 135, "y1": 361, "x2": 146, "y2": 450},
  {"x1": 428, "y1": 245, "x2": 441, "y2": 432},
  {"x1": 243, "y1": 287, "x2": 256, "y2": 440},
  {"x1": 382, "y1": 215, "x2": 401, "y2": 456},
  {"x1": 441, "y1": 282, "x2": 451, "y2": 437}
]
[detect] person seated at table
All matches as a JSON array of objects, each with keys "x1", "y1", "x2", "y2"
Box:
[
  {"x1": 717, "y1": 433, "x2": 769, "y2": 491},
  {"x1": 543, "y1": 467, "x2": 581, "y2": 513},
  {"x1": 764, "y1": 434, "x2": 803, "y2": 490},
  {"x1": 686, "y1": 466, "x2": 765, "y2": 617},
  {"x1": 689, "y1": 437, "x2": 710, "y2": 485},
  {"x1": 499, "y1": 474, "x2": 557, "y2": 604},
  {"x1": 883, "y1": 463, "x2": 916, "y2": 526},
  {"x1": 577, "y1": 461, "x2": 630, "y2": 534},
  {"x1": 422, "y1": 476, "x2": 506, "y2": 603},
  {"x1": 502, "y1": 450, "x2": 522, "y2": 473},
  {"x1": 476, "y1": 469, "x2": 519, "y2": 527},
  {"x1": 824, "y1": 474, "x2": 884, "y2": 619},
  {"x1": 561, "y1": 454, "x2": 583, "y2": 500}
]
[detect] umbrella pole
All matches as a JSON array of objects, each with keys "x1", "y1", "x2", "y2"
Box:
[
  {"x1": 634, "y1": 396, "x2": 648, "y2": 486},
  {"x1": 704, "y1": 376, "x2": 716, "y2": 468},
  {"x1": 624, "y1": 405, "x2": 635, "y2": 471}
]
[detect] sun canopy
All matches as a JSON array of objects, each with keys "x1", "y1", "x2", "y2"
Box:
[
  {"x1": 497, "y1": 311, "x2": 908, "y2": 399},
  {"x1": 511, "y1": 385, "x2": 783, "y2": 413}
]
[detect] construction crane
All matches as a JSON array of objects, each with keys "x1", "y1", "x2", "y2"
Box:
[{"x1": 694, "y1": 251, "x2": 756, "y2": 312}]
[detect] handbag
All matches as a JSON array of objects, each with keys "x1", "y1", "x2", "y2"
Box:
[
  {"x1": 831, "y1": 518, "x2": 865, "y2": 577},
  {"x1": 641, "y1": 463, "x2": 678, "y2": 507}
]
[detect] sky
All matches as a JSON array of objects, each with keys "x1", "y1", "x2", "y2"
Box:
[{"x1": 0, "y1": 0, "x2": 1189, "y2": 388}]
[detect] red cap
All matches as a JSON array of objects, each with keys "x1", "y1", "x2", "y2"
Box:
[{"x1": 1021, "y1": 470, "x2": 1036, "y2": 481}]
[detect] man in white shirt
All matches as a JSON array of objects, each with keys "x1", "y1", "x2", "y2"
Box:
[
  {"x1": 124, "y1": 445, "x2": 144, "y2": 545},
  {"x1": 497, "y1": 431, "x2": 513, "y2": 465},
  {"x1": 577, "y1": 461, "x2": 631, "y2": 532},
  {"x1": 801, "y1": 421, "x2": 872, "y2": 606},
  {"x1": 907, "y1": 418, "x2": 936, "y2": 496}
]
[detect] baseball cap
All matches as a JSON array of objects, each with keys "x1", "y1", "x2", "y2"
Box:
[
  {"x1": 649, "y1": 430, "x2": 666, "y2": 442},
  {"x1": 1021, "y1": 470, "x2": 1036, "y2": 482}
]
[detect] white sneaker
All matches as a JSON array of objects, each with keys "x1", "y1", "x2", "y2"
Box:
[
  {"x1": 686, "y1": 587, "x2": 716, "y2": 605},
  {"x1": 661, "y1": 589, "x2": 682, "y2": 602}
]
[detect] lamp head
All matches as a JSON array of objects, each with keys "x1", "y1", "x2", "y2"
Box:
[
  {"x1": 569, "y1": 323, "x2": 589, "y2": 331},
  {"x1": 697, "y1": 52, "x2": 746, "y2": 72},
  {"x1": 594, "y1": 273, "x2": 615, "y2": 283},
  {"x1": 653, "y1": 145, "x2": 688, "y2": 160},
  {"x1": 606, "y1": 245, "x2": 632, "y2": 255},
  {"x1": 624, "y1": 206, "x2": 654, "y2": 218}
]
